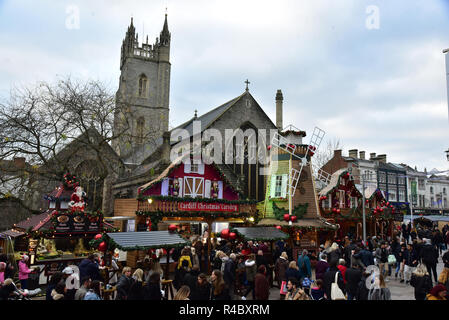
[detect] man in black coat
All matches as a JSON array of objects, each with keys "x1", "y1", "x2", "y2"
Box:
[
  {"x1": 78, "y1": 254, "x2": 102, "y2": 282},
  {"x1": 345, "y1": 264, "x2": 362, "y2": 300},
  {"x1": 420, "y1": 239, "x2": 439, "y2": 284},
  {"x1": 183, "y1": 266, "x2": 200, "y2": 292},
  {"x1": 322, "y1": 260, "x2": 345, "y2": 300},
  {"x1": 354, "y1": 247, "x2": 374, "y2": 269},
  {"x1": 223, "y1": 253, "x2": 236, "y2": 299}
]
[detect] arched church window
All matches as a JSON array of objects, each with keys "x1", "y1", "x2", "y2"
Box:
[
  {"x1": 138, "y1": 74, "x2": 148, "y2": 97},
  {"x1": 137, "y1": 117, "x2": 145, "y2": 144}
]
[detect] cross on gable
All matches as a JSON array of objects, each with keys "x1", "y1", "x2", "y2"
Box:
[{"x1": 245, "y1": 79, "x2": 250, "y2": 91}]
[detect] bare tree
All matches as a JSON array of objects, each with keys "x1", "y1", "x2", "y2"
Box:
[
  {"x1": 313, "y1": 137, "x2": 344, "y2": 170},
  {"x1": 0, "y1": 76, "x2": 158, "y2": 213}
]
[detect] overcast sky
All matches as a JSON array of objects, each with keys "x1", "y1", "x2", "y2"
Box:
[{"x1": 1, "y1": 0, "x2": 449, "y2": 172}]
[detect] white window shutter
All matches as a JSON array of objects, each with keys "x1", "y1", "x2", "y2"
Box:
[
  {"x1": 218, "y1": 181, "x2": 223, "y2": 199},
  {"x1": 161, "y1": 178, "x2": 169, "y2": 196},
  {"x1": 184, "y1": 164, "x2": 191, "y2": 173},
  {"x1": 270, "y1": 175, "x2": 276, "y2": 198},
  {"x1": 198, "y1": 163, "x2": 205, "y2": 175},
  {"x1": 205, "y1": 180, "x2": 211, "y2": 198},
  {"x1": 281, "y1": 174, "x2": 288, "y2": 198},
  {"x1": 178, "y1": 178, "x2": 183, "y2": 197}
]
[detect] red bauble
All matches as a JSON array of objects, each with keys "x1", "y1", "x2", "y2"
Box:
[
  {"x1": 229, "y1": 232, "x2": 237, "y2": 240},
  {"x1": 323, "y1": 196, "x2": 327, "y2": 200},
  {"x1": 94, "y1": 234, "x2": 102, "y2": 240},
  {"x1": 168, "y1": 224, "x2": 177, "y2": 232},
  {"x1": 98, "y1": 241, "x2": 107, "y2": 252},
  {"x1": 380, "y1": 208, "x2": 384, "y2": 212},
  {"x1": 290, "y1": 215, "x2": 297, "y2": 223},
  {"x1": 386, "y1": 202, "x2": 390, "y2": 206},
  {"x1": 276, "y1": 226, "x2": 282, "y2": 230},
  {"x1": 336, "y1": 209, "x2": 341, "y2": 214},
  {"x1": 267, "y1": 145, "x2": 272, "y2": 150},
  {"x1": 283, "y1": 214, "x2": 290, "y2": 222},
  {"x1": 332, "y1": 208, "x2": 337, "y2": 213},
  {"x1": 221, "y1": 229, "x2": 230, "y2": 239}
]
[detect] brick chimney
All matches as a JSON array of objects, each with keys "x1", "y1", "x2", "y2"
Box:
[
  {"x1": 370, "y1": 153, "x2": 376, "y2": 160},
  {"x1": 348, "y1": 149, "x2": 358, "y2": 158},
  {"x1": 275, "y1": 90, "x2": 283, "y2": 130},
  {"x1": 13, "y1": 157, "x2": 26, "y2": 169},
  {"x1": 359, "y1": 151, "x2": 365, "y2": 160},
  {"x1": 334, "y1": 150, "x2": 342, "y2": 157}
]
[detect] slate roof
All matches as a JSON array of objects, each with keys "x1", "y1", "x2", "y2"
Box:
[
  {"x1": 0, "y1": 229, "x2": 25, "y2": 238},
  {"x1": 15, "y1": 212, "x2": 51, "y2": 231},
  {"x1": 233, "y1": 227, "x2": 288, "y2": 241},
  {"x1": 106, "y1": 231, "x2": 189, "y2": 250}
]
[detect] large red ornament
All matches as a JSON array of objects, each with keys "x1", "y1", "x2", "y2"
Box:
[
  {"x1": 168, "y1": 224, "x2": 177, "y2": 232},
  {"x1": 94, "y1": 234, "x2": 102, "y2": 240},
  {"x1": 332, "y1": 208, "x2": 337, "y2": 213},
  {"x1": 283, "y1": 214, "x2": 290, "y2": 222},
  {"x1": 267, "y1": 145, "x2": 272, "y2": 150},
  {"x1": 98, "y1": 241, "x2": 107, "y2": 252},
  {"x1": 221, "y1": 229, "x2": 230, "y2": 239},
  {"x1": 336, "y1": 209, "x2": 341, "y2": 214},
  {"x1": 276, "y1": 226, "x2": 282, "y2": 230},
  {"x1": 290, "y1": 215, "x2": 297, "y2": 223},
  {"x1": 229, "y1": 232, "x2": 237, "y2": 240}
]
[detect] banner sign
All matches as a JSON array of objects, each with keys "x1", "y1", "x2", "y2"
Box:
[
  {"x1": 53, "y1": 213, "x2": 102, "y2": 235},
  {"x1": 178, "y1": 202, "x2": 239, "y2": 212}
]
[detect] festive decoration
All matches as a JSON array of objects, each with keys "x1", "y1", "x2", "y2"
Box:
[
  {"x1": 290, "y1": 215, "x2": 297, "y2": 223},
  {"x1": 276, "y1": 225, "x2": 282, "y2": 230},
  {"x1": 68, "y1": 186, "x2": 87, "y2": 213},
  {"x1": 138, "y1": 195, "x2": 257, "y2": 205},
  {"x1": 168, "y1": 224, "x2": 177, "y2": 232},
  {"x1": 272, "y1": 202, "x2": 308, "y2": 222},
  {"x1": 63, "y1": 173, "x2": 79, "y2": 189},
  {"x1": 229, "y1": 232, "x2": 237, "y2": 240},
  {"x1": 98, "y1": 241, "x2": 107, "y2": 252},
  {"x1": 211, "y1": 181, "x2": 219, "y2": 199},
  {"x1": 94, "y1": 234, "x2": 102, "y2": 240},
  {"x1": 283, "y1": 214, "x2": 290, "y2": 222},
  {"x1": 221, "y1": 228, "x2": 230, "y2": 239}
]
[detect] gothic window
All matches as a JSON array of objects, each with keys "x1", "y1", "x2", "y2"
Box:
[
  {"x1": 138, "y1": 74, "x2": 148, "y2": 97},
  {"x1": 74, "y1": 160, "x2": 105, "y2": 211},
  {"x1": 136, "y1": 117, "x2": 145, "y2": 144}
]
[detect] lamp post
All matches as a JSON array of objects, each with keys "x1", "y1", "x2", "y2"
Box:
[{"x1": 445, "y1": 149, "x2": 449, "y2": 162}]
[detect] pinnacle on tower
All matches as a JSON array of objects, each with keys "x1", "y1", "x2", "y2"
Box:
[{"x1": 159, "y1": 13, "x2": 171, "y2": 46}]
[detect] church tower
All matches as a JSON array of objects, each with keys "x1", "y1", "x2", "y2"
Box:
[{"x1": 113, "y1": 15, "x2": 171, "y2": 164}]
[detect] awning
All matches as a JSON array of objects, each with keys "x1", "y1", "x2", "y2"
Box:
[
  {"x1": 0, "y1": 229, "x2": 25, "y2": 239},
  {"x1": 233, "y1": 227, "x2": 289, "y2": 241},
  {"x1": 106, "y1": 231, "x2": 189, "y2": 251},
  {"x1": 403, "y1": 215, "x2": 449, "y2": 222}
]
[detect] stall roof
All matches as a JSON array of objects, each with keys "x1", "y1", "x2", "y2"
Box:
[
  {"x1": 15, "y1": 212, "x2": 51, "y2": 231},
  {"x1": 233, "y1": 227, "x2": 288, "y2": 241},
  {"x1": 0, "y1": 229, "x2": 25, "y2": 239},
  {"x1": 106, "y1": 231, "x2": 189, "y2": 251},
  {"x1": 403, "y1": 215, "x2": 449, "y2": 222}
]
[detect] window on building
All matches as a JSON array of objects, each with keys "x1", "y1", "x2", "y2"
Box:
[
  {"x1": 350, "y1": 197, "x2": 357, "y2": 208},
  {"x1": 398, "y1": 176, "x2": 406, "y2": 185},
  {"x1": 418, "y1": 179, "x2": 425, "y2": 190},
  {"x1": 379, "y1": 172, "x2": 386, "y2": 184},
  {"x1": 430, "y1": 186, "x2": 433, "y2": 194},
  {"x1": 388, "y1": 173, "x2": 397, "y2": 185},
  {"x1": 274, "y1": 175, "x2": 283, "y2": 198},
  {"x1": 138, "y1": 74, "x2": 148, "y2": 97},
  {"x1": 184, "y1": 177, "x2": 204, "y2": 198},
  {"x1": 389, "y1": 190, "x2": 397, "y2": 202},
  {"x1": 444, "y1": 188, "x2": 447, "y2": 195},
  {"x1": 190, "y1": 163, "x2": 199, "y2": 173},
  {"x1": 339, "y1": 190, "x2": 345, "y2": 208},
  {"x1": 399, "y1": 189, "x2": 405, "y2": 202},
  {"x1": 430, "y1": 197, "x2": 434, "y2": 207},
  {"x1": 444, "y1": 198, "x2": 447, "y2": 208}
]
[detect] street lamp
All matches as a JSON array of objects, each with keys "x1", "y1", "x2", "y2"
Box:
[{"x1": 445, "y1": 149, "x2": 449, "y2": 161}]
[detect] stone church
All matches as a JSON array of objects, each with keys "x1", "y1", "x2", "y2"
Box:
[{"x1": 111, "y1": 15, "x2": 286, "y2": 206}]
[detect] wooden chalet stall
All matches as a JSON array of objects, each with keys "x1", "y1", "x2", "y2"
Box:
[
  {"x1": 131, "y1": 155, "x2": 258, "y2": 271},
  {"x1": 318, "y1": 169, "x2": 396, "y2": 240}
]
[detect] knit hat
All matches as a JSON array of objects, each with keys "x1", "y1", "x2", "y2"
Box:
[{"x1": 430, "y1": 284, "x2": 447, "y2": 297}]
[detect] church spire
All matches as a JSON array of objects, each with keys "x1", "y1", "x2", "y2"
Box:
[{"x1": 159, "y1": 13, "x2": 170, "y2": 46}]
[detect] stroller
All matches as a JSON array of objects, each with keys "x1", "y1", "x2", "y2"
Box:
[{"x1": 0, "y1": 279, "x2": 42, "y2": 300}]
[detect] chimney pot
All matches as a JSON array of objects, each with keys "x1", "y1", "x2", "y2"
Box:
[
  {"x1": 334, "y1": 149, "x2": 342, "y2": 157},
  {"x1": 370, "y1": 153, "x2": 376, "y2": 160},
  {"x1": 348, "y1": 149, "x2": 358, "y2": 158},
  {"x1": 359, "y1": 151, "x2": 365, "y2": 160}
]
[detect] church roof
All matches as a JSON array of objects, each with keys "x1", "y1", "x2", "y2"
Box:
[{"x1": 171, "y1": 92, "x2": 245, "y2": 141}]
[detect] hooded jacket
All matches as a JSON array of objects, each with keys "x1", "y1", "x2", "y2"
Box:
[{"x1": 245, "y1": 260, "x2": 257, "y2": 282}]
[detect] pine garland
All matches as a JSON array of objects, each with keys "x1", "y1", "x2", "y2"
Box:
[{"x1": 272, "y1": 202, "x2": 308, "y2": 221}]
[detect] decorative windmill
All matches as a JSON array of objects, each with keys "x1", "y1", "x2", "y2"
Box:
[{"x1": 268, "y1": 124, "x2": 335, "y2": 223}]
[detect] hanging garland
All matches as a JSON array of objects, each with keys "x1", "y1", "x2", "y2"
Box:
[
  {"x1": 272, "y1": 202, "x2": 308, "y2": 222},
  {"x1": 136, "y1": 210, "x2": 252, "y2": 231}
]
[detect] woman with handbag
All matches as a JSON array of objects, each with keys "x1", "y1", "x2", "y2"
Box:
[
  {"x1": 410, "y1": 263, "x2": 433, "y2": 300},
  {"x1": 323, "y1": 259, "x2": 345, "y2": 300}
]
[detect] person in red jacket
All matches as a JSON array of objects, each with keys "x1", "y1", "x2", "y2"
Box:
[
  {"x1": 337, "y1": 259, "x2": 347, "y2": 285},
  {"x1": 255, "y1": 265, "x2": 270, "y2": 300}
]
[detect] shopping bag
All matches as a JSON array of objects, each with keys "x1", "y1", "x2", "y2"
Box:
[
  {"x1": 280, "y1": 281, "x2": 288, "y2": 295},
  {"x1": 331, "y1": 272, "x2": 346, "y2": 300}
]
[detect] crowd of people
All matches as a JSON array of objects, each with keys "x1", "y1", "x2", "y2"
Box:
[{"x1": 0, "y1": 222, "x2": 448, "y2": 301}]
